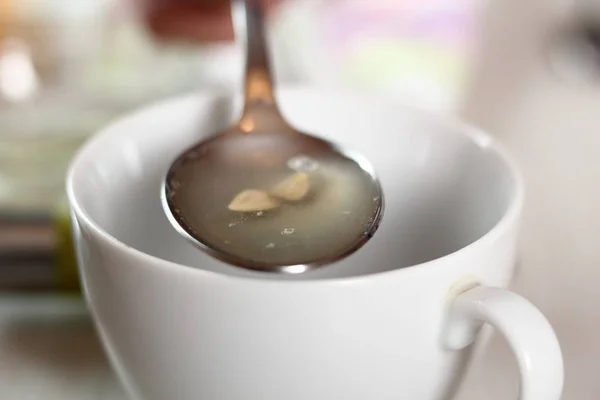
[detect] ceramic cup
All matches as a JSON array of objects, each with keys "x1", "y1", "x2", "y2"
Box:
[{"x1": 66, "y1": 88, "x2": 563, "y2": 400}]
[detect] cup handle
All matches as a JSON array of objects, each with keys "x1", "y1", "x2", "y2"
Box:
[{"x1": 444, "y1": 285, "x2": 564, "y2": 400}]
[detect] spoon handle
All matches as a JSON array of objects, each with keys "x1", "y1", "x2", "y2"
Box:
[{"x1": 233, "y1": 0, "x2": 281, "y2": 122}]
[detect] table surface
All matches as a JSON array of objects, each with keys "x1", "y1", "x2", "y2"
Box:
[{"x1": 1, "y1": 1, "x2": 598, "y2": 399}]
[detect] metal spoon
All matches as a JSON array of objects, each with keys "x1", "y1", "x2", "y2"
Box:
[{"x1": 162, "y1": 0, "x2": 383, "y2": 273}]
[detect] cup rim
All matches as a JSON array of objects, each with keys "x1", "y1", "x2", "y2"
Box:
[{"x1": 66, "y1": 86, "x2": 524, "y2": 285}]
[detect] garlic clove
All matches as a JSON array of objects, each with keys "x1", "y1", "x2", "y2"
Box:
[{"x1": 228, "y1": 189, "x2": 280, "y2": 212}]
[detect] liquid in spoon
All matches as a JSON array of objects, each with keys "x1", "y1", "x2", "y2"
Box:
[{"x1": 165, "y1": 138, "x2": 382, "y2": 271}]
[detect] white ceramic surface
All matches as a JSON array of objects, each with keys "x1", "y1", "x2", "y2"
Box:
[{"x1": 66, "y1": 88, "x2": 562, "y2": 400}]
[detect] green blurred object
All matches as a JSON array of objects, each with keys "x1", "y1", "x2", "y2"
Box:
[
  {"x1": 56, "y1": 204, "x2": 80, "y2": 292},
  {"x1": 0, "y1": 204, "x2": 81, "y2": 292}
]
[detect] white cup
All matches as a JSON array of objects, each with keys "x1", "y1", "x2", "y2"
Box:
[{"x1": 66, "y1": 88, "x2": 563, "y2": 400}]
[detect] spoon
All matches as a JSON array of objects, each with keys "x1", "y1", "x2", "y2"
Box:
[{"x1": 162, "y1": 0, "x2": 383, "y2": 273}]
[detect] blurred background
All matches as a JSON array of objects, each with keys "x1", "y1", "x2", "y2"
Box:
[
  {"x1": 1, "y1": 0, "x2": 600, "y2": 399},
  {"x1": 0, "y1": 0, "x2": 487, "y2": 291}
]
